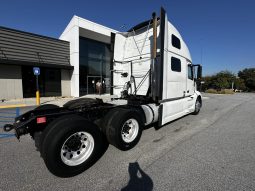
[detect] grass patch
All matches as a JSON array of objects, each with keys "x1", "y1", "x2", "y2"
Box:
[
  {"x1": 205, "y1": 89, "x2": 218, "y2": 94},
  {"x1": 205, "y1": 89, "x2": 234, "y2": 94}
]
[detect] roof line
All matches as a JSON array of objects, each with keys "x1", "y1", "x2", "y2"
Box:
[
  {"x1": 75, "y1": 15, "x2": 118, "y2": 33},
  {"x1": 0, "y1": 26, "x2": 69, "y2": 43}
]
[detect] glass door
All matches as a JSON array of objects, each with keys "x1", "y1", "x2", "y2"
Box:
[
  {"x1": 87, "y1": 76, "x2": 102, "y2": 94},
  {"x1": 79, "y1": 37, "x2": 112, "y2": 96}
]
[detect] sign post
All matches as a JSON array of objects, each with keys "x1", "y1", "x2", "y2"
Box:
[{"x1": 33, "y1": 67, "x2": 40, "y2": 105}]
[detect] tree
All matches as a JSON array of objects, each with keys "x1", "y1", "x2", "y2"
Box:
[
  {"x1": 201, "y1": 76, "x2": 212, "y2": 91},
  {"x1": 234, "y1": 78, "x2": 246, "y2": 90},
  {"x1": 210, "y1": 71, "x2": 235, "y2": 90},
  {"x1": 238, "y1": 68, "x2": 255, "y2": 91},
  {"x1": 202, "y1": 71, "x2": 240, "y2": 91}
]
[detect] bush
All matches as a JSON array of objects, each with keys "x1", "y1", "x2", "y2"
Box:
[
  {"x1": 205, "y1": 89, "x2": 218, "y2": 93},
  {"x1": 205, "y1": 89, "x2": 234, "y2": 94},
  {"x1": 219, "y1": 89, "x2": 234, "y2": 94}
]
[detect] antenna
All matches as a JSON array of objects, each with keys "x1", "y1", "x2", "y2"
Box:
[{"x1": 200, "y1": 38, "x2": 203, "y2": 65}]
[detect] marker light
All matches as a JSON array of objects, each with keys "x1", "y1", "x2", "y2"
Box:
[{"x1": 37, "y1": 117, "x2": 46, "y2": 124}]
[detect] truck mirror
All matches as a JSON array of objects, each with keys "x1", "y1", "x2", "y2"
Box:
[{"x1": 197, "y1": 65, "x2": 202, "y2": 79}]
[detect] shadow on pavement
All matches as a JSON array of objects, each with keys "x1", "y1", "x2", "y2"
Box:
[{"x1": 121, "y1": 162, "x2": 153, "y2": 191}]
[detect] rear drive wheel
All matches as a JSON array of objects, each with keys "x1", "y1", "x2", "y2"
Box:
[
  {"x1": 104, "y1": 108, "x2": 143, "y2": 151},
  {"x1": 60, "y1": 131, "x2": 94, "y2": 166},
  {"x1": 41, "y1": 115, "x2": 104, "y2": 177}
]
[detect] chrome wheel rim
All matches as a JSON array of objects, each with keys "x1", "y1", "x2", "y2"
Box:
[
  {"x1": 121, "y1": 118, "x2": 139, "y2": 143},
  {"x1": 60, "y1": 132, "x2": 94, "y2": 166}
]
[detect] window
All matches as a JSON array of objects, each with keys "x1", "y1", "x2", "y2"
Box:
[
  {"x1": 22, "y1": 66, "x2": 61, "y2": 98},
  {"x1": 188, "y1": 65, "x2": 193, "y2": 80},
  {"x1": 172, "y1": 34, "x2": 181, "y2": 49},
  {"x1": 171, "y1": 57, "x2": 181, "y2": 72},
  {"x1": 79, "y1": 37, "x2": 111, "y2": 95}
]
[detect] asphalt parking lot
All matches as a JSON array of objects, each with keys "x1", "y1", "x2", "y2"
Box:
[{"x1": 1, "y1": 93, "x2": 255, "y2": 191}]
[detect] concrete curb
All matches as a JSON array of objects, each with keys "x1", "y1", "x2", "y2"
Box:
[
  {"x1": 0, "y1": 95, "x2": 118, "y2": 108},
  {"x1": 0, "y1": 104, "x2": 27, "y2": 109}
]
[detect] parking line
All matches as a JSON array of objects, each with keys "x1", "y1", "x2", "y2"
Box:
[
  {"x1": 0, "y1": 120, "x2": 14, "y2": 124},
  {"x1": 0, "y1": 116, "x2": 15, "y2": 119},
  {"x1": 0, "y1": 111, "x2": 16, "y2": 114},
  {"x1": 0, "y1": 133, "x2": 15, "y2": 138}
]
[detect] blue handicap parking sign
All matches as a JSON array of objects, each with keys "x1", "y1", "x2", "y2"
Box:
[{"x1": 33, "y1": 67, "x2": 40, "y2": 75}]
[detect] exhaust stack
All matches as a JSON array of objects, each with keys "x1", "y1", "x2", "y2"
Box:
[{"x1": 152, "y1": 12, "x2": 157, "y2": 59}]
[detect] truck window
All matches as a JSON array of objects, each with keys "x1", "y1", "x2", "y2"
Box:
[
  {"x1": 171, "y1": 57, "x2": 181, "y2": 72},
  {"x1": 172, "y1": 34, "x2": 181, "y2": 49},
  {"x1": 188, "y1": 65, "x2": 193, "y2": 80}
]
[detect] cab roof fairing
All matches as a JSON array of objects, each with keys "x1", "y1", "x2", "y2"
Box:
[
  {"x1": 116, "y1": 19, "x2": 160, "y2": 38},
  {"x1": 115, "y1": 19, "x2": 192, "y2": 63},
  {"x1": 166, "y1": 21, "x2": 192, "y2": 63}
]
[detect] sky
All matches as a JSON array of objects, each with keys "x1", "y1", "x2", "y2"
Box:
[{"x1": 0, "y1": 0, "x2": 254, "y2": 76}]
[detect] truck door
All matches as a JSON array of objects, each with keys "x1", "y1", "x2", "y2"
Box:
[
  {"x1": 186, "y1": 63, "x2": 195, "y2": 96},
  {"x1": 185, "y1": 63, "x2": 195, "y2": 110}
]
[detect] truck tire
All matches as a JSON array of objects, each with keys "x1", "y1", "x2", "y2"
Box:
[
  {"x1": 193, "y1": 97, "x2": 202, "y2": 115},
  {"x1": 104, "y1": 108, "x2": 143, "y2": 151},
  {"x1": 41, "y1": 115, "x2": 104, "y2": 177}
]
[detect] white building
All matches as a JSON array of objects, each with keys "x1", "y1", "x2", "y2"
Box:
[{"x1": 60, "y1": 16, "x2": 118, "y2": 97}]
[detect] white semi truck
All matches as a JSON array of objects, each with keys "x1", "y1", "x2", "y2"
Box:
[{"x1": 4, "y1": 7, "x2": 202, "y2": 177}]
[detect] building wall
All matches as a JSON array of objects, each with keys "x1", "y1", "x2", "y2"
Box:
[
  {"x1": 0, "y1": 26, "x2": 73, "y2": 99},
  {"x1": 0, "y1": 26, "x2": 70, "y2": 67},
  {"x1": 60, "y1": 16, "x2": 117, "y2": 97},
  {"x1": 60, "y1": 16, "x2": 80, "y2": 97},
  {"x1": 61, "y1": 69, "x2": 71, "y2": 97},
  {"x1": 0, "y1": 64, "x2": 23, "y2": 100}
]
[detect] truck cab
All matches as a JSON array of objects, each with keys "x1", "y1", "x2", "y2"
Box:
[{"x1": 112, "y1": 7, "x2": 202, "y2": 126}]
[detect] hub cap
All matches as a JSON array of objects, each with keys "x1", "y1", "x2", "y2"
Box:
[
  {"x1": 60, "y1": 132, "x2": 94, "y2": 166},
  {"x1": 121, "y1": 118, "x2": 139, "y2": 143}
]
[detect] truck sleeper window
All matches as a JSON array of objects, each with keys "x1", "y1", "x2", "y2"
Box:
[
  {"x1": 172, "y1": 34, "x2": 181, "y2": 49},
  {"x1": 171, "y1": 57, "x2": 181, "y2": 72}
]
